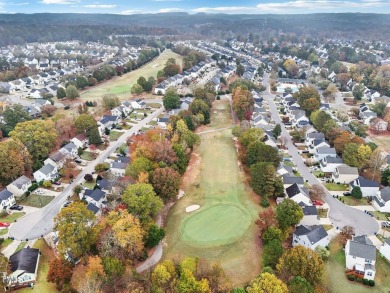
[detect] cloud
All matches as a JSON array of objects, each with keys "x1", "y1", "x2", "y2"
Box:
[
  {"x1": 120, "y1": 9, "x2": 144, "y2": 15},
  {"x1": 256, "y1": 0, "x2": 390, "y2": 12},
  {"x1": 192, "y1": 6, "x2": 254, "y2": 13},
  {"x1": 158, "y1": 8, "x2": 186, "y2": 12},
  {"x1": 83, "y1": 4, "x2": 117, "y2": 8},
  {"x1": 41, "y1": 0, "x2": 79, "y2": 4}
]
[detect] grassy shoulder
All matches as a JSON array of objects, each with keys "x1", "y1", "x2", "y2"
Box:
[
  {"x1": 0, "y1": 212, "x2": 25, "y2": 223},
  {"x1": 339, "y1": 196, "x2": 370, "y2": 206},
  {"x1": 17, "y1": 194, "x2": 55, "y2": 208},
  {"x1": 324, "y1": 183, "x2": 349, "y2": 191}
]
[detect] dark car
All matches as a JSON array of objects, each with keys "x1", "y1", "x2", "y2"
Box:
[
  {"x1": 10, "y1": 205, "x2": 23, "y2": 211},
  {"x1": 343, "y1": 192, "x2": 351, "y2": 196},
  {"x1": 381, "y1": 221, "x2": 390, "y2": 228},
  {"x1": 74, "y1": 159, "x2": 82, "y2": 164},
  {"x1": 53, "y1": 181, "x2": 61, "y2": 185}
]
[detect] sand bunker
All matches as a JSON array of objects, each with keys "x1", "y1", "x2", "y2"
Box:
[{"x1": 186, "y1": 205, "x2": 200, "y2": 213}]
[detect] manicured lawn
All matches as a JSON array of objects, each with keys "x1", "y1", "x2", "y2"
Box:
[
  {"x1": 18, "y1": 194, "x2": 55, "y2": 208},
  {"x1": 0, "y1": 212, "x2": 25, "y2": 223},
  {"x1": 80, "y1": 151, "x2": 96, "y2": 161},
  {"x1": 164, "y1": 100, "x2": 262, "y2": 286},
  {"x1": 284, "y1": 161, "x2": 295, "y2": 167},
  {"x1": 146, "y1": 102, "x2": 162, "y2": 109},
  {"x1": 324, "y1": 237, "x2": 390, "y2": 293},
  {"x1": 339, "y1": 196, "x2": 370, "y2": 206},
  {"x1": 15, "y1": 241, "x2": 26, "y2": 252},
  {"x1": 370, "y1": 135, "x2": 390, "y2": 153},
  {"x1": 148, "y1": 120, "x2": 157, "y2": 126},
  {"x1": 19, "y1": 239, "x2": 59, "y2": 293},
  {"x1": 0, "y1": 228, "x2": 8, "y2": 236},
  {"x1": 318, "y1": 208, "x2": 328, "y2": 218},
  {"x1": 83, "y1": 181, "x2": 96, "y2": 189},
  {"x1": 109, "y1": 131, "x2": 123, "y2": 141},
  {"x1": 324, "y1": 183, "x2": 349, "y2": 191},
  {"x1": 373, "y1": 211, "x2": 390, "y2": 221},
  {"x1": 80, "y1": 50, "x2": 183, "y2": 101},
  {"x1": 313, "y1": 171, "x2": 325, "y2": 177},
  {"x1": 0, "y1": 238, "x2": 13, "y2": 250}
]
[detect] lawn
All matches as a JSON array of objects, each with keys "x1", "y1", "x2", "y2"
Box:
[
  {"x1": 0, "y1": 228, "x2": 8, "y2": 236},
  {"x1": 146, "y1": 102, "x2": 162, "y2": 109},
  {"x1": 323, "y1": 225, "x2": 333, "y2": 231},
  {"x1": 18, "y1": 194, "x2": 55, "y2": 208},
  {"x1": 323, "y1": 183, "x2": 349, "y2": 191},
  {"x1": 373, "y1": 211, "x2": 390, "y2": 221},
  {"x1": 0, "y1": 212, "x2": 25, "y2": 223},
  {"x1": 313, "y1": 171, "x2": 325, "y2": 177},
  {"x1": 80, "y1": 50, "x2": 183, "y2": 101},
  {"x1": 324, "y1": 237, "x2": 390, "y2": 293},
  {"x1": 15, "y1": 241, "x2": 26, "y2": 252},
  {"x1": 339, "y1": 196, "x2": 370, "y2": 206},
  {"x1": 318, "y1": 208, "x2": 328, "y2": 218},
  {"x1": 369, "y1": 135, "x2": 390, "y2": 153},
  {"x1": 83, "y1": 181, "x2": 96, "y2": 189},
  {"x1": 80, "y1": 151, "x2": 96, "y2": 161},
  {"x1": 0, "y1": 238, "x2": 13, "y2": 250},
  {"x1": 18, "y1": 239, "x2": 59, "y2": 293},
  {"x1": 164, "y1": 99, "x2": 262, "y2": 286},
  {"x1": 109, "y1": 130, "x2": 123, "y2": 141}
]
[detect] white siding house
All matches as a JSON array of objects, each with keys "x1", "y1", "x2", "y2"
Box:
[
  {"x1": 379, "y1": 238, "x2": 390, "y2": 263},
  {"x1": 293, "y1": 225, "x2": 330, "y2": 250},
  {"x1": 6, "y1": 176, "x2": 32, "y2": 197},
  {"x1": 345, "y1": 236, "x2": 376, "y2": 280}
]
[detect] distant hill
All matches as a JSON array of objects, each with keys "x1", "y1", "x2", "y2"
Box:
[{"x1": 0, "y1": 13, "x2": 389, "y2": 45}]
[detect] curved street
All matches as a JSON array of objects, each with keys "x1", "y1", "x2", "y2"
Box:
[
  {"x1": 9, "y1": 107, "x2": 164, "y2": 241},
  {"x1": 262, "y1": 74, "x2": 379, "y2": 236}
]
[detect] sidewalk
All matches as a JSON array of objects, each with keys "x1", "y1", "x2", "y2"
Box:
[
  {"x1": 2, "y1": 240, "x2": 21, "y2": 258},
  {"x1": 351, "y1": 205, "x2": 376, "y2": 212}
]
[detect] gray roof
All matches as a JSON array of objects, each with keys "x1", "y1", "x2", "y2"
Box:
[
  {"x1": 337, "y1": 165, "x2": 359, "y2": 175},
  {"x1": 10, "y1": 247, "x2": 40, "y2": 274},
  {"x1": 348, "y1": 239, "x2": 377, "y2": 261},
  {"x1": 353, "y1": 176, "x2": 379, "y2": 188},
  {"x1": 294, "y1": 225, "x2": 328, "y2": 244},
  {"x1": 278, "y1": 164, "x2": 294, "y2": 174},
  {"x1": 0, "y1": 189, "x2": 13, "y2": 201},
  {"x1": 385, "y1": 238, "x2": 390, "y2": 245},
  {"x1": 323, "y1": 156, "x2": 343, "y2": 164},
  {"x1": 87, "y1": 202, "x2": 100, "y2": 214},
  {"x1": 302, "y1": 205, "x2": 318, "y2": 216},
  {"x1": 353, "y1": 235, "x2": 373, "y2": 245},
  {"x1": 84, "y1": 189, "x2": 105, "y2": 202},
  {"x1": 62, "y1": 142, "x2": 77, "y2": 153},
  {"x1": 283, "y1": 174, "x2": 304, "y2": 185},
  {"x1": 38, "y1": 163, "x2": 55, "y2": 175},
  {"x1": 316, "y1": 146, "x2": 336, "y2": 155},
  {"x1": 380, "y1": 187, "x2": 390, "y2": 203},
  {"x1": 286, "y1": 183, "x2": 309, "y2": 199},
  {"x1": 111, "y1": 161, "x2": 127, "y2": 170},
  {"x1": 10, "y1": 175, "x2": 31, "y2": 189}
]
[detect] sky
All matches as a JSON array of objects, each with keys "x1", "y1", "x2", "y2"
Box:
[{"x1": 1, "y1": 0, "x2": 390, "y2": 14}]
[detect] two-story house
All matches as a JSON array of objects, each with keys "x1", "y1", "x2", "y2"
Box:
[
  {"x1": 350, "y1": 176, "x2": 380, "y2": 198},
  {"x1": 372, "y1": 187, "x2": 390, "y2": 213},
  {"x1": 33, "y1": 163, "x2": 58, "y2": 183},
  {"x1": 300, "y1": 205, "x2": 320, "y2": 226},
  {"x1": 314, "y1": 147, "x2": 337, "y2": 162},
  {"x1": 345, "y1": 235, "x2": 376, "y2": 280},
  {"x1": 285, "y1": 183, "x2": 311, "y2": 206},
  {"x1": 6, "y1": 176, "x2": 32, "y2": 198},
  {"x1": 320, "y1": 156, "x2": 344, "y2": 174},
  {"x1": 0, "y1": 189, "x2": 16, "y2": 210},
  {"x1": 305, "y1": 132, "x2": 325, "y2": 147},
  {"x1": 379, "y1": 238, "x2": 390, "y2": 263},
  {"x1": 332, "y1": 165, "x2": 359, "y2": 184},
  {"x1": 71, "y1": 134, "x2": 89, "y2": 149},
  {"x1": 293, "y1": 225, "x2": 329, "y2": 250}
]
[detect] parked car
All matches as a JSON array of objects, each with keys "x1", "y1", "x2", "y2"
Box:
[
  {"x1": 9, "y1": 205, "x2": 23, "y2": 211},
  {"x1": 381, "y1": 221, "x2": 390, "y2": 228},
  {"x1": 0, "y1": 222, "x2": 10, "y2": 227},
  {"x1": 53, "y1": 181, "x2": 61, "y2": 185},
  {"x1": 343, "y1": 192, "x2": 351, "y2": 196},
  {"x1": 74, "y1": 159, "x2": 82, "y2": 164},
  {"x1": 313, "y1": 200, "x2": 324, "y2": 206}
]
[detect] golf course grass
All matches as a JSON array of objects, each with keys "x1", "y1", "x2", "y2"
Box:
[
  {"x1": 80, "y1": 49, "x2": 183, "y2": 101},
  {"x1": 164, "y1": 99, "x2": 262, "y2": 286}
]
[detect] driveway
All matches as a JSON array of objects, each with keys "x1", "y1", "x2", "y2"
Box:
[
  {"x1": 262, "y1": 73, "x2": 379, "y2": 236},
  {"x1": 9, "y1": 107, "x2": 165, "y2": 241}
]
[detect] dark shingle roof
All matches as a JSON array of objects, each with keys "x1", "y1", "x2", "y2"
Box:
[
  {"x1": 87, "y1": 202, "x2": 100, "y2": 214},
  {"x1": 302, "y1": 205, "x2": 318, "y2": 216},
  {"x1": 354, "y1": 176, "x2": 379, "y2": 188},
  {"x1": 10, "y1": 247, "x2": 40, "y2": 274},
  {"x1": 0, "y1": 189, "x2": 13, "y2": 201},
  {"x1": 286, "y1": 183, "x2": 308, "y2": 198},
  {"x1": 294, "y1": 225, "x2": 328, "y2": 244},
  {"x1": 348, "y1": 238, "x2": 376, "y2": 261},
  {"x1": 380, "y1": 187, "x2": 390, "y2": 202},
  {"x1": 84, "y1": 189, "x2": 105, "y2": 202},
  {"x1": 283, "y1": 174, "x2": 304, "y2": 185}
]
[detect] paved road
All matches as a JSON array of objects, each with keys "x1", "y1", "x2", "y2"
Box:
[
  {"x1": 9, "y1": 107, "x2": 164, "y2": 241},
  {"x1": 262, "y1": 73, "x2": 379, "y2": 236}
]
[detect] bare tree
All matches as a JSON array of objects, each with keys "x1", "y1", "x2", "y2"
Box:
[
  {"x1": 278, "y1": 136, "x2": 288, "y2": 148},
  {"x1": 310, "y1": 184, "x2": 326, "y2": 201},
  {"x1": 340, "y1": 225, "x2": 355, "y2": 245}
]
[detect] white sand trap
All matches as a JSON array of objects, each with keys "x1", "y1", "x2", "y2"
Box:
[{"x1": 186, "y1": 205, "x2": 200, "y2": 213}]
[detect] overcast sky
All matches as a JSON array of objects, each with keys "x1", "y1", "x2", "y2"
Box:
[{"x1": 2, "y1": 0, "x2": 390, "y2": 14}]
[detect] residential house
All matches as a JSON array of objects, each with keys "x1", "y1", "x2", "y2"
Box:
[
  {"x1": 33, "y1": 163, "x2": 58, "y2": 182},
  {"x1": 372, "y1": 187, "x2": 390, "y2": 213},
  {"x1": 314, "y1": 147, "x2": 337, "y2": 162},
  {"x1": 71, "y1": 134, "x2": 88, "y2": 149},
  {"x1": 157, "y1": 116, "x2": 169, "y2": 129},
  {"x1": 283, "y1": 174, "x2": 304, "y2": 188},
  {"x1": 305, "y1": 132, "x2": 325, "y2": 147},
  {"x1": 277, "y1": 164, "x2": 294, "y2": 176},
  {"x1": 83, "y1": 189, "x2": 106, "y2": 209},
  {"x1": 332, "y1": 165, "x2": 359, "y2": 184},
  {"x1": 300, "y1": 205, "x2": 320, "y2": 226},
  {"x1": 98, "y1": 115, "x2": 121, "y2": 135},
  {"x1": 6, "y1": 176, "x2": 32, "y2": 197},
  {"x1": 379, "y1": 238, "x2": 390, "y2": 263},
  {"x1": 5, "y1": 248, "x2": 40, "y2": 289},
  {"x1": 293, "y1": 225, "x2": 329, "y2": 250},
  {"x1": 320, "y1": 156, "x2": 344, "y2": 173},
  {"x1": 0, "y1": 82, "x2": 12, "y2": 94},
  {"x1": 308, "y1": 139, "x2": 329, "y2": 154},
  {"x1": 59, "y1": 142, "x2": 78, "y2": 159},
  {"x1": 345, "y1": 235, "x2": 376, "y2": 280},
  {"x1": 130, "y1": 99, "x2": 146, "y2": 109},
  {"x1": 291, "y1": 111, "x2": 310, "y2": 128},
  {"x1": 110, "y1": 161, "x2": 127, "y2": 177},
  {"x1": 96, "y1": 179, "x2": 113, "y2": 193},
  {"x1": 44, "y1": 151, "x2": 66, "y2": 169},
  {"x1": 285, "y1": 183, "x2": 311, "y2": 206},
  {"x1": 350, "y1": 176, "x2": 380, "y2": 198},
  {"x1": 0, "y1": 189, "x2": 16, "y2": 210}
]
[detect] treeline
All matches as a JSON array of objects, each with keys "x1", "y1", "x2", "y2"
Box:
[{"x1": 172, "y1": 45, "x2": 206, "y2": 71}]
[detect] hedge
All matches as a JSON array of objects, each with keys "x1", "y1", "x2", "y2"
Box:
[{"x1": 28, "y1": 183, "x2": 38, "y2": 192}]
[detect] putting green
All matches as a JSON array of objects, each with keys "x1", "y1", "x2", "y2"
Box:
[{"x1": 182, "y1": 204, "x2": 251, "y2": 246}]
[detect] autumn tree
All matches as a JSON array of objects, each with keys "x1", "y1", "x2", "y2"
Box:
[
  {"x1": 343, "y1": 143, "x2": 363, "y2": 168},
  {"x1": 102, "y1": 94, "x2": 120, "y2": 110},
  {"x1": 126, "y1": 156, "x2": 154, "y2": 178},
  {"x1": 0, "y1": 139, "x2": 31, "y2": 184},
  {"x1": 288, "y1": 276, "x2": 314, "y2": 293},
  {"x1": 275, "y1": 199, "x2": 304, "y2": 230},
  {"x1": 246, "y1": 141, "x2": 281, "y2": 167},
  {"x1": 122, "y1": 183, "x2": 163, "y2": 223},
  {"x1": 293, "y1": 87, "x2": 320, "y2": 114},
  {"x1": 107, "y1": 209, "x2": 144, "y2": 259},
  {"x1": 239, "y1": 128, "x2": 264, "y2": 148},
  {"x1": 284, "y1": 59, "x2": 299, "y2": 78},
  {"x1": 232, "y1": 86, "x2": 255, "y2": 120},
  {"x1": 334, "y1": 132, "x2": 364, "y2": 154},
  {"x1": 0, "y1": 104, "x2": 31, "y2": 136},
  {"x1": 47, "y1": 259, "x2": 74, "y2": 287},
  {"x1": 352, "y1": 84, "x2": 364, "y2": 100},
  {"x1": 163, "y1": 62, "x2": 181, "y2": 77},
  {"x1": 263, "y1": 239, "x2": 283, "y2": 268},
  {"x1": 250, "y1": 162, "x2": 283, "y2": 198},
  {"x1": 340, "y1": 226, "x2": 355, "y2": 245},
  {"x1": 246, "y1": 272, "x2": 288, "y2": 293},
  {"x1": 277, "y1": 246, "x2": 324, "y2": 285},
  {"x1": 131, "y1": 83, "x2": 144, "y2": 95},
  {"x1": 163, "y1": 87, "x2": 180, "y2": 110},
  {"x1": 151, "y1": 260, "x2": 177, "y2": 292},
  {"x1": 40, "y1": 104, "x2": 56, "y2": 117},
  {"x1": 369, "y1": 148, "x2": 386, "y2": 180},
  {"x1": 74, "y1": 114, "x2": 97, "y2": 134},
  {"x1": 54, "y1": 201, "x2": 96, "y2": 259},
  {"x1": 10, "y1": 120, "x2": 58, "y2": 165},
  {"x1": 66, "y1": 84, "x2": 79, "y2": 100},
  {"x1": 256, "y1": 208, "x2": 277, "y2": 233},
  {"x1": 152, "y1": 167, "x2": 181, "y2": 201}
]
